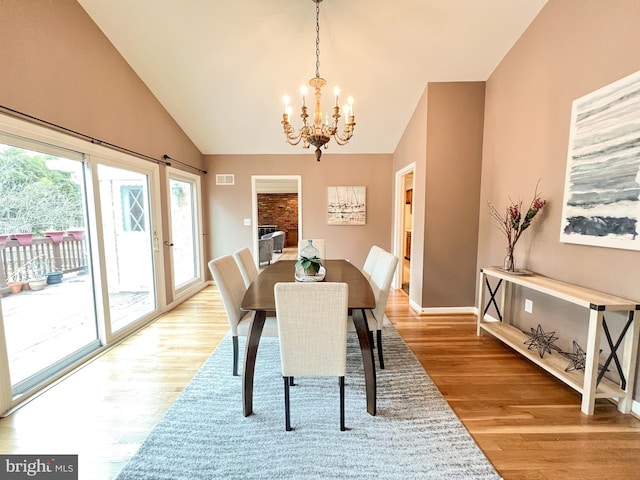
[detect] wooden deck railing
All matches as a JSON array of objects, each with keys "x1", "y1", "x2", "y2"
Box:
[{"x1": 0, "y1": 236, "x2": 88, "y2": 291}]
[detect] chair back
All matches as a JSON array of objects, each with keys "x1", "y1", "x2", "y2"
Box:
[
  {"x1": 275, "y1": 282, "x2": 348, "y2": 377},
  {"x1": 259, "y1": 237, "x2": 274, "y2": 265},
  {"x1": 271, "y1": 231, "x2": 285, "y2": 252},
  {"x1": 299, "y1": 239, "x2": 326, "y2": 260},
  {"x1": 368, "y1": 251, "x2": 399, "y2": 327},
  {"x1": 362, "y1": 245, "x2": 384, "y2": 279},
  {"x1": 208, "y1": 255, "x2": 252, "y2": 335},
  {"x1": 233, "y1": 247, "x2": 258, "y2": 288}
]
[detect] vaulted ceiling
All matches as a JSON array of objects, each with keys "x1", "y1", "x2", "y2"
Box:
[{"x1": 77, "y1": 0, "x2": 547, "y2": 156}]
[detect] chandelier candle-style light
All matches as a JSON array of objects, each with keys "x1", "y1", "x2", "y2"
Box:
[{"x1": 281, "y1": 0, "x2": 356, "y2": 161}]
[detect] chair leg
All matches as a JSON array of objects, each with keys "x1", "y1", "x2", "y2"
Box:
[
  {"x1": 339, "y1": 376, "x2": 345, "y2": 431},
  {"x1": 289, "y1": 376, "x2": 295, "y2": 386},
  {"x1": 232, "y1": 336, "x2": 239, "y2": 376},
  {"x1": 376, "y1": 329, "x2": 384, "y2": 369},
  {"x1": 284, "y1": 376, "x2": 292, "y2": 431}
]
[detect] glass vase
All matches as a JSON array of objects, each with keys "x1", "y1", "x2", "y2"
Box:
[
  {"x1": 503, "y1": 246, "x2": 515, "y2": 272},
  {"x1": 300, "y1": 239, "x2": 320, "y2": 262}
]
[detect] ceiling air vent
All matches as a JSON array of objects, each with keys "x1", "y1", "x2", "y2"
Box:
[{"x1": 216, "y1": 174, "x2": 235, "y2": 186}]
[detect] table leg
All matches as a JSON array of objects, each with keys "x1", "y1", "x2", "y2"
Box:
[
  {"x1": 243, "y1": 310, "x2": 266, "y2": 417},
  {"x1": 352, "y1": 307, "x2": 377, "y2": 415}
]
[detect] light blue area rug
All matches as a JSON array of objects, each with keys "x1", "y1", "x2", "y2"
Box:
[{"x1": 116, "y1": 325, "x2": 501, "y2": 479}]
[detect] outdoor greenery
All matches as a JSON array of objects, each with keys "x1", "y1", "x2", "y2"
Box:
[{"x1": 0, "y1": 146, "x2": 83, "y2": 234}]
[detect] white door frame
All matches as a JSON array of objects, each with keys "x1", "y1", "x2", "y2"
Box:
[{"x1": 393, "y1": 163, "x2": 415, "y2": 290}]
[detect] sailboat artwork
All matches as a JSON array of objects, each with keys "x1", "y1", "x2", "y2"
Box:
[{"x1": 327, "y1": 186, "x2": 366, "y2": 226}]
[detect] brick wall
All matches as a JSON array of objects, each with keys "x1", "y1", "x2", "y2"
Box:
[{"x1": 257, "y1": 193, "x2": 298, "y2": 247}]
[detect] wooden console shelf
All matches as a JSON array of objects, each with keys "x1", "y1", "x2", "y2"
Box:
[{"x1": 477, "y1": 266, "x2": 640, "y2": 415}]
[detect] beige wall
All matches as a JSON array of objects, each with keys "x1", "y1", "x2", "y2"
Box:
[
  {"x1": 204, "y1": 153, "x2": 393, "y2": 271},
  {"x1": 424, "y1": 82, "x2": 485, "y2": 307},
  {"x1": 393, "y1": 83, "x2": 485, "y2": 309},
  {"x1": 0, "y1": 0, "x2": 204, "y2": 305},
  {"x1": 479, "y1": 0, "x2": 640, "y2": 398}
]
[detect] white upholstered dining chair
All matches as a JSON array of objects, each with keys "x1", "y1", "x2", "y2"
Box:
[
  {"x1": 356, "y1": 249, "x2": 398, "y2": 369},
  {"x1": 362, "y1": 245, "x2": 384, "y2": 280},
  {"x1": 233, "y1": 247, "x2": 258, "y2": 288},
  {"x1": 274, "y1": 282, "x2": 349, "y2": 431},
  {"x1": 208, "y1": 255, "x2": 278, "y2": 376}
]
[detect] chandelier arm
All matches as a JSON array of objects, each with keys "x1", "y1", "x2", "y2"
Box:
[
  {"x1": 283, "y1": 130, "x2": 303, "y2": 146},
  {"x1": 282, "y1": 118, "x2": 304, "y2": 145},
  {"x1": 332, "y1": 125, "x2": 356, "y2": 145},
  {"x1": 331, "y1": 133, "x2": 350, "y2": 146}
]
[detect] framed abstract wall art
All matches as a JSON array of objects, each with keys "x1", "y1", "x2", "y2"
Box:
[
  {"x1": 560, "y1": 69, "x2": 640, "y2": 250},
  {"x1": 327, "y1": 186, "x2": 366, "y2": 225}
]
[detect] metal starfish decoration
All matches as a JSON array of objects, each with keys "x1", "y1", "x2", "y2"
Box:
[
  {"x1": 563, "y1": 340, "x2": 586, "y2": 372},
  {"x1": 524, "y1": 324, "x2": 559, "y2": 358},
  {"x1": 561, "y1": 341, "x2": 608, "y2": 374}
]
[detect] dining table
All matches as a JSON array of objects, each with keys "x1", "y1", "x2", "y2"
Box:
[{"x1": 240, "y1": 259, "x2": 377, "y2": 416}]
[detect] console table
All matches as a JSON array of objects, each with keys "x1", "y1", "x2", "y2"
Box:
[{"x1": 477, "y1": 266, "x2": 640, "y2": 415}]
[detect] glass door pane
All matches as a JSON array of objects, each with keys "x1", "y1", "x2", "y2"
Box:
[
  {"x1": 97, "y1": 164, "x2": 156, "y2": 333},
  {"x1": 0, "y1": 142, "x2": 99, "y2": 394},
  {"x1": 169, "y1": 176, "x2": 200, "y2": 289}
]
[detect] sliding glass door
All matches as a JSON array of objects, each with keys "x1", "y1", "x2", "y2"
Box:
[
  {"x1": 0, "y1": 139, "x2": 100, "y2": 394},
  {"x1": 168, "y1": 168, "x2": 203, "y2": 295},
  {"x1": 97, "y1": 164, "x2": 157, "y2": 333},
  {"x1": 0, "y1": 123, "x2": 165, "y2": 409}
]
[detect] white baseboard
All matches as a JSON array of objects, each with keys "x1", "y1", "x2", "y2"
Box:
[
  {"x1": 412, "y1": 304, "x2": 476, "y2": 315},
  {"x1": 408, "y1": 298, "x2": 422, "y2": 313}
]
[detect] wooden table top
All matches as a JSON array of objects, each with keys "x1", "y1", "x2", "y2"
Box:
[{"x1": 241, "y1": 260, "x2": 375, "y2": 312}]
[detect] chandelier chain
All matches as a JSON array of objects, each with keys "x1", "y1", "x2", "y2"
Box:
[{"x1": 315, "y1": 0, "x2": 320, "y2": 78}]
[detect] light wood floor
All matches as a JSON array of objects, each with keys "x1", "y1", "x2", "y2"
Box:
[
  {"x1": 388, "y1": 292, "x2": 640, "y2": 480},
  {"x1": 1, "y1": 286, "x2": 639, "y2": 479}
]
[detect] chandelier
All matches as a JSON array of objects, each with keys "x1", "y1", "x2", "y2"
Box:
[{"x1": 281, "y1": 0, "x2": 356, "y2": 161}]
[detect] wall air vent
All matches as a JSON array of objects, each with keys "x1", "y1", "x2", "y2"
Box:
[{"x1": 216, "y1": 174, "x2": 235, "y2": 185}]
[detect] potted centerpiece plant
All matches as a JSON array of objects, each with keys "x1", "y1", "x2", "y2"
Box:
[
  {"x1": 295, "y1": 254, "x2": 323, "y2": 276},
  {"x1": 294, "y1": 240, "x2": 325, "y2": 281}
]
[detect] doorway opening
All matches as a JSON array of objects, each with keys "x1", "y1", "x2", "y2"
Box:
[
  {"x1": 251, "y1": 176, "x2": 301, "y2": 267},
  {"x1": 393, "y1": 164, "x2": 415, "y2": 296}
]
